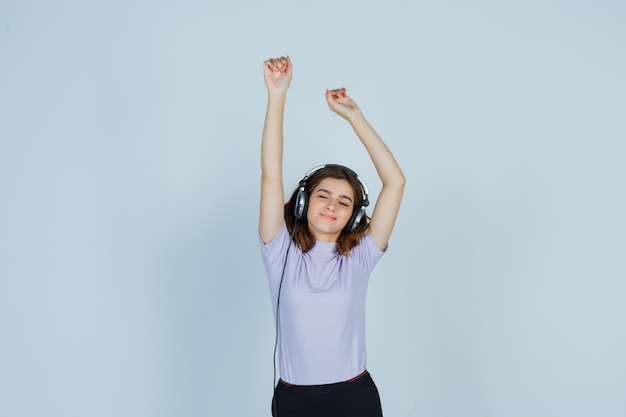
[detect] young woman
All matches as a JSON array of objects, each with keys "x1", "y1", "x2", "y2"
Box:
[{"x1": 259, "y1": 56, "x2": 405, "y2": 417}]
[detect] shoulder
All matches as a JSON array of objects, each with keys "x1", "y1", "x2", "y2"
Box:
[
  {"x1": 259, "y1": 221, "x2": 296, "y2": 275},
  {"x1": 259, "y1": 221, "x2": 289, "y2": 252},
  {"x1": 349, "y1": 231, "x2": 386, "y2": 270}
]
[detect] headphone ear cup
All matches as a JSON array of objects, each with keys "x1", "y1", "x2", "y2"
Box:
[
  {"x1": 294, "y1": 188, "x2": 309, "y2": 220},
  {"x1": 345, "y1": 206, "x2": 365, "y2": 232}
]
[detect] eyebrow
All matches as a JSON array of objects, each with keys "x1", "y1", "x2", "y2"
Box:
[{"x1": 317, "y1": 188, "x2": 353, "y2": 203}]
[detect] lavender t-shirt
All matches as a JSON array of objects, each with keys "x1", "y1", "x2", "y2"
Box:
[{"x1": 260, "y1": 222, "x2": 385, "y2": 385}]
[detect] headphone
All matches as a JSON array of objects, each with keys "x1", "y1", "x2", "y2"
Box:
[{"x1": 293, "y1": 164, "x2": 370, "y2": 232}]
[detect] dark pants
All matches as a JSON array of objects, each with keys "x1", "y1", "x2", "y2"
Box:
[{"x1": 271, "y1": 371, "x2": 383, "y2": 417}]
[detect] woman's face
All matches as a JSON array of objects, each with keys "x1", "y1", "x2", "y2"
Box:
[{"x1": 306, "y1": 177, "x2": 355, "y2": 242}]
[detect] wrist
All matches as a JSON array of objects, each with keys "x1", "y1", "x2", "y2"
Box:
[
  {"x1": 267, "y1": 90, "x2": 288, "y2": 102},
  {"x1": 347, "y1": 110, "x2": 366, "y2": 127}
]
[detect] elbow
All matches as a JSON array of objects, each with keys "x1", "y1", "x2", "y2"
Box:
[
  {"x1": 398, "y1": 171, "x2": 407, "y2": 188},
  {"x1": 390, "y1": 171, "x2": 406, "y2": 191},
  {"x1": 261, "y1": 169, "x2": 282, "y2": 183},
  {"x1": 381, "y1": 174, "x2": 405, "y2": 195}
]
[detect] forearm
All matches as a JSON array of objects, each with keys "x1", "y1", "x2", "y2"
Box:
[
  {"x1": 261, "y1": 92, "x2": 288, "y2": 179},
  {"x1": 349, "y1": 114, "x2": 405, "y2": 188},
  {"x1": 259, "y1": 92, "x2": 288, "y2": 241}
]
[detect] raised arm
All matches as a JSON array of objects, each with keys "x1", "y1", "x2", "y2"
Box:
[
  {"x1": 326, "y1": 88, "x2": 406, "y2": 251},
  {"x1": 259, "y1": 56, "x2": 293, "y2": 244}
]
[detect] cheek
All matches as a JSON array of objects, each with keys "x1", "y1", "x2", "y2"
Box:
[
  {"x1": 340, "y1": 207, "x2": 354, "y2": 220},
  {"x1": 305, "y1": 201, "x2": 318, "y2": 217}
]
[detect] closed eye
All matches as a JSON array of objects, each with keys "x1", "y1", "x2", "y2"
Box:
[{"x1": 314, "y1": 188, "x2": 354, "y2": 207}]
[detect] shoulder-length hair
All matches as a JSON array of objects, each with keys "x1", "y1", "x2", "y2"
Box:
[{"x1": 284, "y1": 164, "x2": 370, "y2": 256}]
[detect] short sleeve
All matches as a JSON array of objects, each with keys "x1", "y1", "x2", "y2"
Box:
[
  {"x1": 259, "y1": 222, "x2": 291, "y2": 282},
  {"x1": 351, "y1": 232, "x2": 386, "y2": 272}
]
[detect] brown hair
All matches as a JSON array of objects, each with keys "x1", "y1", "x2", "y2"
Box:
[{"x1": 284, "y1": 164, "x2": 369, "y2": 256}]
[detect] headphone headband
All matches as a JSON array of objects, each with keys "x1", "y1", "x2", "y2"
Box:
[{"x1": 301, "y1": 164, "x2": 369, "y2": 206}]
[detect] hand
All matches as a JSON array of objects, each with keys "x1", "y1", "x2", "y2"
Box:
[
  {"x1": 325, "y1": 87, "x2": 363, "y2": 123},
  {"x1": 263, "y1": 56, "x2": 292, "y2": 95}
]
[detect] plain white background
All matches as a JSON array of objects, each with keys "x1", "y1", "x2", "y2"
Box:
[{"x1": 1, "y1": 1, "x2": 624, "y2": 416}]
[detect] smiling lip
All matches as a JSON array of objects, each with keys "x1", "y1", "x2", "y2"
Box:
[{"x1": 320, "y1": 213, "x2": 336, "y2": 220}]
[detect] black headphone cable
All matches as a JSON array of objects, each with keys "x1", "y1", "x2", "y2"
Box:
[{"x1": 272, "y1": 220, "x2": 297, "y2": 416}]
